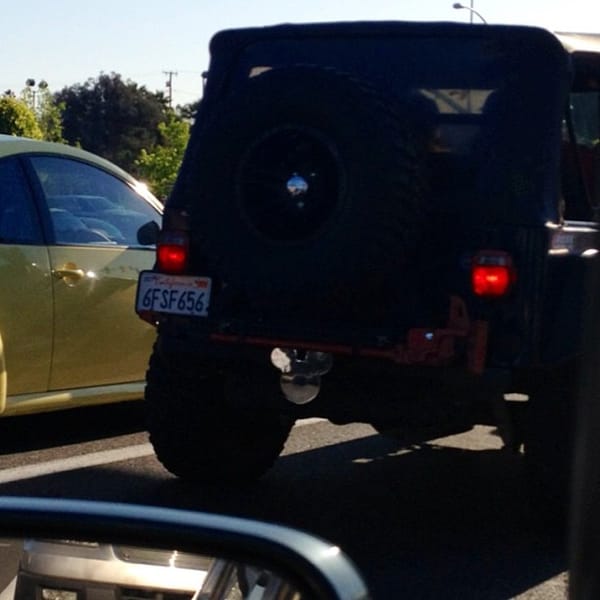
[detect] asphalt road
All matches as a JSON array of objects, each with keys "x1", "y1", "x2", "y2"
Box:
[{"x1": 0, "y1": 402, "x2": 568, "y2": 599}]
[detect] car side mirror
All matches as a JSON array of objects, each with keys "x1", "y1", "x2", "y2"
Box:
[
  {"x1": 137, "y1": 220, "x2": 160, "y2": 246},
  {"x1": 0, "y1": 497, "x2": 370, "y2": 600}
]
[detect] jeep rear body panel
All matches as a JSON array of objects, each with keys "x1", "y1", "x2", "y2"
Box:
[{"x1": 150, "y1": 22, "x2": 599, "y2": 374}]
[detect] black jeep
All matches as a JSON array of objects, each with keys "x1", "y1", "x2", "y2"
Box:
[{"x1": 136, "y1": 22, "x2": 600, "y2": 505}]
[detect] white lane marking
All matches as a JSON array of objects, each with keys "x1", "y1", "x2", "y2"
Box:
[
  {"x1": 0, "y1": 444, "x2": 153, "y2": 484},
  {"x1": 0, "y1": 418, "x2": 326, "y2": 484},
  {"x1": 0, "y1": 577, "x2": 16, "y2": 600}
]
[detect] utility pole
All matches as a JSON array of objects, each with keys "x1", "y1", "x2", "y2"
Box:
[{"x1": 163, "y1": 70, "x2": 178, "y2": 108}]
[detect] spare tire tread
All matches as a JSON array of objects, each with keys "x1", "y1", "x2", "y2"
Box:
[{"x1": 187, "y1": 65, "x2": 431, "y2": 307}]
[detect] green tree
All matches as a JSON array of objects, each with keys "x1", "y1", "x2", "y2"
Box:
[
  {"x1": 55, "y1": 73, "x2": 168, "y2": 173},
  {"x1": 177, "y1": 99, "x2": 201, "y2": 121},
  {"x1": 37, "y1": 97, "x2": 65, "y2": 143},
  {"x1": 135, "y1": 112, "x2": 190, "y2": 200},
  {"x1": 0, "y1": 96, "x2": 43, "y2": 139}
]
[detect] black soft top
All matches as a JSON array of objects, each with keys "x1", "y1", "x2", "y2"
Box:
[
  {"x1": 173, "y1": 21, "x2": 574, "y2": 223},
  {"x1": 209, "y1": 20, "x2": 565, "y2": 59},
  {"x1": 204, "y1": 21, "x2": 571, "y2": 101}
]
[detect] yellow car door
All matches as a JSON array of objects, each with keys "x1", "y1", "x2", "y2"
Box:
[
  {"x1": 28, "y1": 155, "x2": 161, "y2": 392},
  {"x1": 0, "y1": 157, "x2": 53, "y2": 413},
  {"x1": 48, "y1": 245, "x2": 156, "y2": 389}
]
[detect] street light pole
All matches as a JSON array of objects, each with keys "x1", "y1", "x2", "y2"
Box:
[
  {"x1": 452, "y1": 2, "x2": 487, "y2": 24},
  {"x1": 25, "y1": 78, "x2": 37, "y2": 112},
  {"x1": 24, "y1": 79, "x2": 49, "y2": 113}
]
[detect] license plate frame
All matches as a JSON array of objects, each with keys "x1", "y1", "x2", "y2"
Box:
[{"x1": 136, "y1": 271, "x2": 212, "y2": 317}]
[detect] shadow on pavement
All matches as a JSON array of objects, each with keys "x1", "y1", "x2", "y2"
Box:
[
  {"x1": 0, "y1": 426, "x2": 566, "y2": 599},
  {"x1": 0, "y1": 401, "x2": 146, "y2": 454}
]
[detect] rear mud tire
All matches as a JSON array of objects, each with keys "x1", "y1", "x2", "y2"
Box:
[{"x1": 145, "y1": 345, "x2": 294, "y2": 484}]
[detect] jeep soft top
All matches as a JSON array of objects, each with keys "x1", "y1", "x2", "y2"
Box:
[{"x1": 136, "y1": 22, "x2": 600, "y2": 515}]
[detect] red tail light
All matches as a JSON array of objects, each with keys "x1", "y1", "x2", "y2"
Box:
[
  {"x1": 156, "y1": 231, "x2": 189, "y2": 274},
  {"x1": 471, "y1": 251, "x2": 516, "y2": 298}
]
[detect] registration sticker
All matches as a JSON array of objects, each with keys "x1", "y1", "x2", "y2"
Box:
[{"x1": 136, "y1": 271, "x2": 212, "y2": 317}]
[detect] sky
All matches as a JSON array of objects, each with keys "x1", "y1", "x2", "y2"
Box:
[{"x1": 2, "y1": 0, "x2": 599, "y2": 109}]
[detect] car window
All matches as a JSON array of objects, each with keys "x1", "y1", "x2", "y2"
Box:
[
  {"x1": 562, "y1": 91, "x2": 600, "y2": 218},
  {"x1": 29, "y1": 156, "x2": 160, "y2": 246},
  {"x1": 0, "y1": 157, "x2": 43, "y2": 245}
]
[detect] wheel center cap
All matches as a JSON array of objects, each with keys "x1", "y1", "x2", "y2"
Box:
[{"x1": 286, "y1": 173, "x2": 309, "y2": 198}]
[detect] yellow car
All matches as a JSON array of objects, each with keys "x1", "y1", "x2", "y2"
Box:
[{"x1": 0, "y1": 135, "x2": 161, "y2": 417}]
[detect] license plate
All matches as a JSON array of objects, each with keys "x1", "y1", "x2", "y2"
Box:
[{"x1": 136, "y1": 271, "x2": 212, "y2": 317}]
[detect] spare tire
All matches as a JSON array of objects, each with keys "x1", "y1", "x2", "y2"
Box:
[{"x1": 189, "y1": 66, "x2": 430, "y2": 304}]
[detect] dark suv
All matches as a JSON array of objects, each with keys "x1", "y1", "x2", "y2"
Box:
[{"x1": 136, "y1": 22, "x2": 600, "y2": 506}]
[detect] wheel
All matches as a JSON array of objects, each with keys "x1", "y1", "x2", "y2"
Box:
[
  {"x1": 186, "y1": 66, "x2": 431, "y2": 307},
  {"x1": 369, "y1": 377, "x2": 478, "y2": 445},
  {"x1": 521, "y1": 361, "x2": 579, "y2": 525},
  {"x1": 371, "y1": 408, "x2": 476, "y2": 446},
  {"x1": 145, "y1": 342, "x2": 294, "y2": 484}
]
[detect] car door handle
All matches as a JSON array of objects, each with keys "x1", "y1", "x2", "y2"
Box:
[{"x1": 52, "y1": 263, "x2": 85, "y2": 283}]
